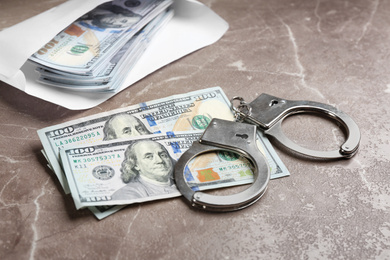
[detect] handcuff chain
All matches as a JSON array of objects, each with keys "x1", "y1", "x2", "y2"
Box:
[{"x1": 230, "y1": 96, "x2": 252, "y2": 122}]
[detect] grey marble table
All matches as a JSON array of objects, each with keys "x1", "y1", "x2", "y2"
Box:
[{"x1": 0, "y1": 0, "x2": 389, "y2": 259}]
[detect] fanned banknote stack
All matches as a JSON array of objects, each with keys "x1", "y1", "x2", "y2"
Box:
[
  {"x1": 37, "y1": 87, "x2": 290, "y2": 219},
  {"x1": 29, "y1": 0, "x2": 173, "y2": 92}
]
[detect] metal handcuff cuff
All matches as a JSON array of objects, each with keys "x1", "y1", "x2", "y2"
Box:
[{"x1": 174, "y1": 94, "x2": 361, "y2": 212}]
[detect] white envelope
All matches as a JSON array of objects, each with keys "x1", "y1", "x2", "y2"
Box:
[{"x1": 0, "y1": 0, "x2": 228, "y2": 110}]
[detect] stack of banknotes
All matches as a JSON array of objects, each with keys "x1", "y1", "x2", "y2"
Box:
[
  {"x1": 37, "y1": 87, "x2": 290, "y2": 219},
  {"x1": 29, "y1": 0, "x2": 174, "y2": 92}
]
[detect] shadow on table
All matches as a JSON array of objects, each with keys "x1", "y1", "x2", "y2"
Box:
[{"x1": 0, "y1": 82, "x2": 83, "y2": 122}]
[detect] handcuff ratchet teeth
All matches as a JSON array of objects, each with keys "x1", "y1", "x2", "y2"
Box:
[
  {"x1": 231, "y1": 93, "x2": 361, "y2": 159},
  {"x1": 174, "y1": 93, "x2": 361, "y2": 212}
]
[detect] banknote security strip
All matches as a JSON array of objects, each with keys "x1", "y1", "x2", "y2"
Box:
[{"x1": 174, "y1": 94, "x2": 361, "y2": 212}]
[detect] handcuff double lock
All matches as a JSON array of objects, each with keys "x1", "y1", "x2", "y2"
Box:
[{"x1": 174, "y1": 94, "x2": 361, "y2": 212}]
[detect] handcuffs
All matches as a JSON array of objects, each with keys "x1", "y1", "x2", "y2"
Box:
[{"x1": 174, "y1": 94, "x2": 361, "y2": 212}]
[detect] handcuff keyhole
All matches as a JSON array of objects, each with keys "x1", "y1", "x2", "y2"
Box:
[
  {"x1": 235, "y1": 133, "x2": 249, "y2": 139},
  {"x1": 270, "y1": 100, "x2": 279, "y2": 106}
]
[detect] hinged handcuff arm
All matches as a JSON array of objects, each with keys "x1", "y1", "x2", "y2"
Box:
[
  {"x1": 174, "y1": 119, "x2": 270, "y2": 212},
  {"x1": 232, "y1": 94, "x2": 361, "y2": 159}
]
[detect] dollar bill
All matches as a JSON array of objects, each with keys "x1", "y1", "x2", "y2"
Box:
[
  {"x1": 36, "y1": 8, "x2": 174, "y2": 92},
  {"x1": 60, "y1": 132, "x2": 202, "y2": 209},
  {"x1": 29, "y1": 0, "x2": 173, "y2": 75}
]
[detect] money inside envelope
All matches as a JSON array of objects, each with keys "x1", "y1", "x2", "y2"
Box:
[{"x1": 29, "y1": 0, "x2": 174, "y2": 92}]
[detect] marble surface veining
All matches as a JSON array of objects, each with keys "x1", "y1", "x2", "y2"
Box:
[{"x1": 0, "y1": 0, "x2": 389, "y2": 259}]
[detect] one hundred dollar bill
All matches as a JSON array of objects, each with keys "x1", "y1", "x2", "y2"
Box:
[
  {"x1": 60, "y1": 132, "x2": 202, "y2": 209},
  {"x1": 29, "y1": 0, "x2": 173, "y2": 75}
]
